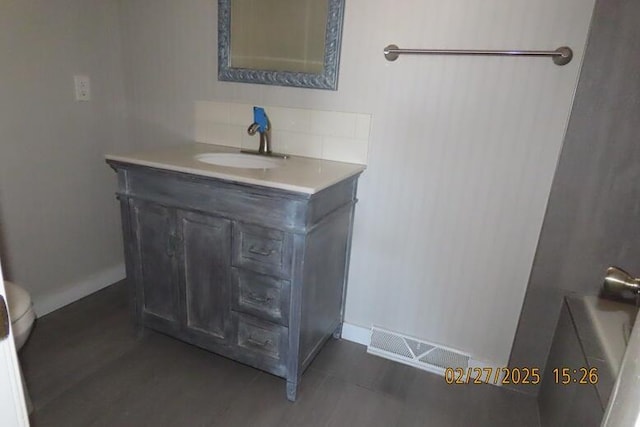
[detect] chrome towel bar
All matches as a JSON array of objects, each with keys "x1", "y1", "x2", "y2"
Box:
[{"x1": 383, "y1": 44, "x2": 573, "y2": 66}]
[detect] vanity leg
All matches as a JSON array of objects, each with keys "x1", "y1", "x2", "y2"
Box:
[
  {"x1": 332, "y1": 323, "x2": 343, "y2": 339},
  {"x1": 286, "y1": 380, "x2": 299, "y2": 402}
]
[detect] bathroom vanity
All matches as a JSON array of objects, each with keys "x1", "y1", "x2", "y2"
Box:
[{"x1": 106, "y1": 144, "x2": 364, "y2": 401}]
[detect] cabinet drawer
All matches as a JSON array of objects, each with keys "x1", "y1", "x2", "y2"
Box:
[
  {"x1": 232, "y1": 223, "x2": 293, "y2": 278},
  {"x1": 234, "y1": 312, "x2": 288, "y2": 362},
  {"x1": 232, "y1": 268, "x2": 290, "y2": 326}
]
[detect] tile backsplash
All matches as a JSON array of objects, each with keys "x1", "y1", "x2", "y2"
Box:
[{"x1": 194, "y1": 101, "x2": 371, "y2": 164}]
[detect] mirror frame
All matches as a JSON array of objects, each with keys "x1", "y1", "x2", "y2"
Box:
[{"x1": 218, "y1": 0, "x2": 345, "y2": 90}]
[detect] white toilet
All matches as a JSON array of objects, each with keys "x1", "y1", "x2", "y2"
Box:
[
  {"x1": 4, "y1": 281, "x2": 36, "y2": 350},
  {"x1": 4, "y1": 280, "x2": 36, "y2": 412}
]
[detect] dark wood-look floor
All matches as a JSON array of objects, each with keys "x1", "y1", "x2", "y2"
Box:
[{"x1": 20, "y1": 282, "x2": 540, "y2": 427}]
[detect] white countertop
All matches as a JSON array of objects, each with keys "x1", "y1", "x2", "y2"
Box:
[{"x1": 105, "y1": 143, "x2": 366, "y2": 195}]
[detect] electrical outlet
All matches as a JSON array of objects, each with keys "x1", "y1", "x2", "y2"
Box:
[{"x1": 74, "y1": 75, "x2": 91, "y2": 101}]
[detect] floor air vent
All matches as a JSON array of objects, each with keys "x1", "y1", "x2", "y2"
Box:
[{"x1": 367, "y1": 326, "x2": 470, "y2": 376}]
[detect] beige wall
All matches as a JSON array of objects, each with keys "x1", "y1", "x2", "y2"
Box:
[
  {"x1": 0, "y1": 0, "x2": 128, "y2": 313},
  {"x1": 118, "y1": 0, "x2": 595, "y2": 366}
]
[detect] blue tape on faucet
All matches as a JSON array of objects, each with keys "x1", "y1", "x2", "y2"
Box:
[{"x1": 253, "y1": 107, "x2": 268, "y2": 132}]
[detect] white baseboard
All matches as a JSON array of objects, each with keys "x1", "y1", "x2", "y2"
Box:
[
  {"x1": 340, "y1": 322, "x2": 371, "y2": 346},
  {"x1": 33, "y1": 263, "x2": 126, "y2": 317}
]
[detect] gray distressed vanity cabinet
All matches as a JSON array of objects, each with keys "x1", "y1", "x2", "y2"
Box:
[{"x1": 108, "y1": 161, "x2": 360, "y2": 401}]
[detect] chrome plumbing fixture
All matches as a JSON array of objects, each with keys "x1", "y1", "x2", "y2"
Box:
[
  {"x1": 241, "y1": 106, "x2": 288, "y2": 159},
  {"x1": 603, "y1": 266, "x2": 640, "y2": 299}
]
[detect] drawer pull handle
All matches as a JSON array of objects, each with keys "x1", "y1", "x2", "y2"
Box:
[
  {"x1": 247, "y1": 336, "x2": 271, "y2": 348},
  {"x1": 248, "y1": 246, "x2": 275, "y2": 257},
  {"x1": 246, "y1": 292, "x2": 273, "y2": 304}
]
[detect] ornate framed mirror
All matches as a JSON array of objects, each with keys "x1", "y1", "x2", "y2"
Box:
[{"x1": 218, "y1": 0, "x2": 345, "y2": 90}]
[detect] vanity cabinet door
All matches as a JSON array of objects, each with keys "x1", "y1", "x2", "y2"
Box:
[
  {"x1": 130, "y1": 200, "x2": 179, "y2": 327},
  {"x1": 178, "y1": 211, "x2": 232, "y2": 343}
]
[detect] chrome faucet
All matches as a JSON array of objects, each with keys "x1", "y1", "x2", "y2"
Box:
[
  {"x1": 241, "y1": 107, "x2": 288, "y2": 158},
  {"x1": 247, "y1": 118, "x2": 272, "y2": 154}
]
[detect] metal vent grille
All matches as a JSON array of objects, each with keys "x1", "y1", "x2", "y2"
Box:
[
  {"x1": 370, "y1": 328, "x2": 413, "y2": 358},
  {"x1": 420, "y1": 347, "x2": 469, "y2": 370},
  {"x1": 368, "y1": 327, "x2": 470, "y2": 376},
  {"x1": 405, "y1": 339, "x2": 434, "y2": 356}
]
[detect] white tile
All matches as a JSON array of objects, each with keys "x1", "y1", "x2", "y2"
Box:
[
  {"x1": 321, "y1": 137, "x2": 369, "y2": 164},
  {"x1": 271, "y1": 130, "x2": 322, "y2": 158},
  {"x1": 355, "y1": 114, "x2": 372, "y2": 140},
  {"x1": 194, "y1": 101, "x2": 371, "y2": 162},
  {"x1": 194, "y1": 121, "x2": 242, "y2": 147},
  {"x1": 195, "y1": 101, "x2": 229, "y2": 123},
  {"x1": 267, "y1": 106, "x2": 311, "y2": 133},
  {"x1": 309, "y1": 110, "x2": 358, "y2": 138},
  {"x1": 228, "y1": 102, "x2": 254, "y2": 126},
  {"x1": 241, "y1": 131, "x2": 258, "y2": 150}
]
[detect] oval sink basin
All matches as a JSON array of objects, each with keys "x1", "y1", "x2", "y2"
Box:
[{"x1": 195, "y1": 153, "x2": 283, "y2": 169}]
